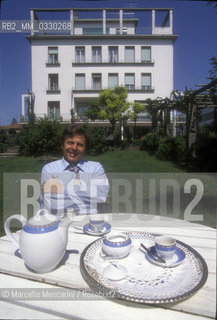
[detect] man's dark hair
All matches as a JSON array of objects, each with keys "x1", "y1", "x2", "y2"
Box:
[{"x1": 62, "y1": 125, "x2": 90, "y2": 151}]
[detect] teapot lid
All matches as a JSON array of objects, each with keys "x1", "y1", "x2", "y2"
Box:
[
  {"x1": 23, "y1": 209, "x2": 60, "y2": 234},
  {"x1": 28, "y1": 209, "x2": 57, "y2": 226}
]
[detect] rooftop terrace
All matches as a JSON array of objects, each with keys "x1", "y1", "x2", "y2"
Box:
[{"x1": 28, "y1": 8, "x2": 174, "y2": 36}]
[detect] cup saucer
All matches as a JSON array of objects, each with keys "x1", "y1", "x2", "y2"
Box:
[
  {"x1": 103, "y1": 263, "x2": 127, "y2": 281},
  {"x1": 83, "y1": 222, "x2": 111, "y2": 236},
  {"x1": 146, "y1": 246, "x2": 185, "y2": 268}
]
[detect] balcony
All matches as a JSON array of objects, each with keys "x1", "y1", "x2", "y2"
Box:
[
  {"x1": 73, "y1": 87, "x2": 102, "y2": 93},
  {"x1": 35, "y1": 113, "x2": 71, "y2": 122},
  {"x1": 125, "y1": 85, "x2": 154, "y2": 92},
  {"x1": 46, "y1": 60, "x2": 61, "y2": 67},
  {"x1": 125, "y1": 84, "x2": 135, "y2": 90},
  {"x1": 141, "y1": 85, "x2": 152, "y2": 91},
  {"x1": 72, "y1": 86, "x2": 154, "y2": 93},
  {"x1": 136, "y1": 113, "x2": 151, "y2": 122},
  {"x1": 46, "y1": 86, "x2": 61, "y2": 94},
  {"x1": 72, "y1": 59, "x2": 154, "y2": 66}
]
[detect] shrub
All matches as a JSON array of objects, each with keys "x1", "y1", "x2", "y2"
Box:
[
  {"x1": 119, "y1": 140, "x2": 130, "y2": 150},
  {"x1": 82, "y1": 124, "x2": 109, "y2": 155},
  {"x1": 18, "y1": 118, "x2": 65, "y2": 156},
  {"x1": 140, "y1": 132, "x2": 159, "y2": 152},
  {"x1": 191, "y1": 132, "x2": 217, "y2": 172},
  {"x1": 0, "y1": 130, "x2": 8, "y2": 152},
  {"x1": 173, "y1": 136, "x2": 186, "y2": 167},
  {"x1": 18, "y1": 119, "x2": 110, "y2": 157},
  {"x1": 156, "y1": 136, "x2": 186, "y2": 167},
  {"x1": 156, "y1": 136, "x2": 173, "y2": 160}
]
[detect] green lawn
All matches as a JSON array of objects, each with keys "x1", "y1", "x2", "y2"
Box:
[
  {"x1": 85, "y1": 150, "x2": 184, "y2": 173},
  {"x1": 0, "y1": 151, "x2": 216, "y2": 237}
]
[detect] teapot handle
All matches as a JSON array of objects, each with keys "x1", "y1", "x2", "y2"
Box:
[{"x1": 4, "y1": 215, "x2": 27, "y2": 248}]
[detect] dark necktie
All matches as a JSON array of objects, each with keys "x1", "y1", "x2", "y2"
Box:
[{"x1": 66, "y1": 165, "x2": 80, "y2": 185}]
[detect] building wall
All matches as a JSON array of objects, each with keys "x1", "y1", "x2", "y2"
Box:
[{"x1": 31, "y1": 37, "x2": 174, "y2": 121}]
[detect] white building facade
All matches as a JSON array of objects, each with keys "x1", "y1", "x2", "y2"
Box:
[{"x1": 22, "y1": 8, "x2": 178, "y2": 126}]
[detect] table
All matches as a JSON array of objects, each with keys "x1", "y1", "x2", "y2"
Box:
[{"x1": 0, "y1": 213, "x2": 216, "y2": 320}]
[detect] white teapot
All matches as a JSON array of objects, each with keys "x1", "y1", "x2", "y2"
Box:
[{"x1": 4, "y1": 209, "x2": 73, "y2": 273}]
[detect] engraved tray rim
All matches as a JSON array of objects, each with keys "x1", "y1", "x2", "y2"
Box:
[{"x1": 80, "y1": 231, "x2": 208, "y2": 305}]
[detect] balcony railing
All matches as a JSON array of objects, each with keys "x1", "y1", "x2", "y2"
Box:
[
  {"x1": 72, "y1": 86, "x2": 154, "y2": 92},
  {"x1": 46, "y1": 60, "x2": 61, "y2": 67},
  {"x1": 125, "y1": 84, "x2": 135, "y2": 90},
  {"x1": 72, "y1": 59, "x2": 154, "y2": 65},
  {"x1": 141, "y1": 85, "x2": 152, "y2": 90},
  {"x1": 46, "y1": 86, "x2": 61, "y2": 94},
  {"x1": 32, "y1": 113, "x2": 153, "y2": 124}
]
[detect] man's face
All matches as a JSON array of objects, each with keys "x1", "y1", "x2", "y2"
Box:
[{"x1": 62, "y1": 134, "x2": 86, "y2": 164}]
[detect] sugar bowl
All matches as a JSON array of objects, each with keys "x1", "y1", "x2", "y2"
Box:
[{"x1": 102, "y1": 232, "x2": 132, "y2": 259}]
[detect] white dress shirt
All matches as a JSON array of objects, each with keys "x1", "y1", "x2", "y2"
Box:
[{"x1": 41, "y1": 158, "x2": 109, "y2": 215}]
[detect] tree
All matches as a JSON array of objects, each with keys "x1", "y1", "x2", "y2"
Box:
[
  {"x1": 98, "y1": 86, "x2": 130, "y2": 143},
  {"x1": 11, "y1": 118, "x2": 17, "y2": 124},
  {"x1": 83, "y1": 101, "x2": 101, "y2": 121},
  {"x1": 27, "y1": 90, "x2": 36, "y2": 124},
  {"x1": 145, "y1": 98, "x2": 160, "y2": 135},
  {"x1": 70, "y1": 108, "x2": 75, "y2": 124},
  {"x1": 85, "y1": 86, "x2": 130, "y2": 144},
  {"x1": 0, "y1": 129, "x2": 8, "y2": 152},
  {"x1": 158, "y1": 98, "x2": 172, "y2": 136},
  {"x1": 131, "y1": 102, "x2": 145, "y2": 139},
  {"x1": 208, "y1": 57, "x2": 217, "y2": 81},
  {"x1": 207, "y1": 57, "x2": 217, "y2": 132}
]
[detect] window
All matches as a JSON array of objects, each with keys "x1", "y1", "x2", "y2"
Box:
[
  {"x1": 108, "y1": 74, "x2": 118, "y2": 88},
  {"x1": 141, "y1": 47, "x2": 151, "y2": 62},
  {"x1": 48, "y1": 47, "x2": 58, "y2": 64},
  {"x1": 141, "y1": 73, "x2": 151, "y2": 90},
  {"x1": 92, "y1": 47, "x2": 102, "y2": 63},
  {"x1": 48, "y1": 74, "x2": 59, "y2": 91},
  {"x1": 48, "y1": 101, "x2": 60, "y2": 118},
  {"x1": 75, "y1": 47, "x2": 85, "y2": 63},
  {"x1": 116, "y1": 27, "x2": 127, "y2": 35},
  {"x1": 75, "y1": 74, "x2": 85, "y2": 90},
  {"x1": 77, "y1": 102, "x2": 89, "y2": 116},
  {"x1": 125, "y1": 73, "x2": 135, "y2": 90},
  {"x1": 125, "y1": 46, "x2": 135, "y2": 63},
  {"x1": 92, "y1": 74, "x2": 102, "y2": 90},
  {"x1": 109, "y1": 47, "x2": 118, "y2": 63}
]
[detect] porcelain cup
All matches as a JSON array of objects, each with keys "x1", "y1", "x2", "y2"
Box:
[
  {"x1": 89, "y1": 214, "x2": 105, "y2": 232},
  {"x1": 155, "y1": 236, "x2": 176, "y2": 260},
  {"x1": 102, "y1": 232, "x2": 132, "y2": 258}
]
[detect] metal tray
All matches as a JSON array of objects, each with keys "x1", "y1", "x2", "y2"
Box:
[{"x1": 80, "y1": 231, "x2": 208, "y2": 305}]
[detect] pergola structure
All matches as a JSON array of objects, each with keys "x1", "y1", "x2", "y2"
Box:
[
  {"x1": 185, "y1": 78, "x2": 217, "y2": 148},
  {"x1": 145, "y1": 78, "x2": 217, "y2": 148}
]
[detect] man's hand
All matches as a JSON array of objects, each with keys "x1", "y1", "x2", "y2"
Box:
[{"x1": 42, "y1": 176, "x2": 63, "y2": 194}]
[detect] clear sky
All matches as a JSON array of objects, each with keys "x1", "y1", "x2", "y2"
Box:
[{"x1": 0, "y1": 0, "x2": 216, "y2": 125}]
